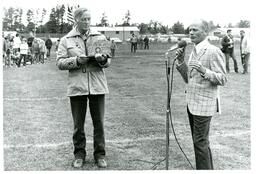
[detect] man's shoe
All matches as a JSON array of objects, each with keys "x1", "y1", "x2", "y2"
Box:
[
  {"x1": 96, "y1": 158, "x2": 107, "y2": 168},
  {"x1": 72, "y1": 158, "x2": 84, "y2": 168}
]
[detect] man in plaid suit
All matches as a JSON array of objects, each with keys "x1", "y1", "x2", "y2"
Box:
[{"x1": 175, "y1": 20, "x2": 227, "y2": 169}]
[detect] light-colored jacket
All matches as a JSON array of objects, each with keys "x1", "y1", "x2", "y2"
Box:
[
  {"x1": 13, "y1": 36, "x2": 21, "y2": 49},
  {"x1": 38, "y1": 39, "x2": 47, "y2": 53},
  {"x1": 57, "y1": 27, "x2": 111, "y2": 97},
  {"x1": 176, "y1": 40, "x2": 227, "y2": 116},
  {"x1": 240, "y1": 35, "x2": 250, "y2": 54},
  {"x1": 110, "y1": 42, "x2": 117, "y2": 50},
  {"x1": 20, "y1": 43, "x2": 29, "y2": 55}
]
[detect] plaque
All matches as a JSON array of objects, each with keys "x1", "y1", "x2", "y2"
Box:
[{"x1": 86, "y1": 38, "x2": 111, "y2": 57}]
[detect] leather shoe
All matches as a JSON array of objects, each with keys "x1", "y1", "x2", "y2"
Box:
[
  {"x1": 72, "y1": 158, "x2": 84, "y2": 168},
  {"x1": 96, "y1": 158, "x2": 107, "y2": 168}
]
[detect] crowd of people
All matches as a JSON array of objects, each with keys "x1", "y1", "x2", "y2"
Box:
[
  {"x1": 2, "y1": 31, "x2": 56, "y2": 67},
  {"x1": 128, "y1": 29, "x2": 250, "y2": 74},
  {"x1": 129, "y1": 33, "x2": 150, "y2": 53},
  {"x1": 221, "y1": 29, "x2": 250, "y2": 74}
]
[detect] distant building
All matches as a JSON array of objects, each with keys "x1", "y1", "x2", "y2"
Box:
[
  {"x1": 90, "y1": 26, "x2": 139, "y2": 42},
  {"x1": 208, "y1": 28, "x2": 250, "y2": 38}
]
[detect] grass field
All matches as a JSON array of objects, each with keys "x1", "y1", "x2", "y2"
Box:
[{"x1": 3, "y1": 42, "x2": 250, "y2": 170}]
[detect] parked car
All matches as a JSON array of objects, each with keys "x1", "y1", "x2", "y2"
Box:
[
  {"x1": 110, "y1": 37, "x2": 122, "y2": 43},
  {"x1": 207, "y1": 35, "x2": 220, "y2": 41}
]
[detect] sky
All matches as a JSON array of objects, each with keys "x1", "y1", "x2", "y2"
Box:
[{"x1": 2, "y1": 0, "x2": 254, "y2": 27}]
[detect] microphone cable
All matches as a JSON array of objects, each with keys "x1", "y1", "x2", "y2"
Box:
[
  {"x1": 151, "y1": 57, "x2": 194, "y2": 170},
  {"x1": 168, "y1": 58, "x2": 194, "y2": 169}
]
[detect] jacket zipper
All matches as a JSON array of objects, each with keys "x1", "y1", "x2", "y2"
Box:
[{"x1": 84, "y1": 37, "x2": 90, "y2": 94}]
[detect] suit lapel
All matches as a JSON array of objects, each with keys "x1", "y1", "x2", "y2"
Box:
[
  {"x1": 188, "y1": 41, "x2": 209, "y2": 78},
  {"x1": 196, "y1": 45, "x2": 207, "y2": 60}
]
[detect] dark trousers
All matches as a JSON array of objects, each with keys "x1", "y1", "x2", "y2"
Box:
[
  {"x1": 39, "y1": 52, "x2": 44, "y2": 63},
  {"x1": 70, "y1": 95, "x2": 106, "y2": 160},
  {"x1": 34, "y1": 53, "x2": 39, "y2": 63},
  {"x1": 18, "y1": 54, "x2": 27, "y2": 67},
  {"x1": 144, "y1": 43, "x2": 149, "y2": 49},
  {"x1": 131, "y1": 43, "x2": 137, "y2": 53},
  {"x1": 46, "y1": 48, "x2": 51, "y2": 58},
  {"x1": 111, "y1": 49, "x2": 115, "y2": 57},
  {"x1": 225, "y1": 50, "x2": 238, "y2": 73},
  {"x1": 187, "y1": 107, "x2": 213, "y2": 170},
  {"x1": 241, "y1": 53, "x2": 250, "y2": 73}
]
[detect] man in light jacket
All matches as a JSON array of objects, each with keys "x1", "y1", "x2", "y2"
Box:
[
  {"x1": 240, "y1": 30, "x2": 250, "y2": 74},
  {"x1": 57, "y1": 7, "x2": 111, "y2": 168},
  {"x1": 175, "y1": 20, "x2": 227, "y2": 169}
]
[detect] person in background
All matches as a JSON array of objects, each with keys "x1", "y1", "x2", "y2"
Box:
[
  {"x1": 144, "y1": 35, "x2": 149, "y2": 50},
  {"x1": 3, "y1": 35, "x2": 7, "y2": 65},
  {"x1": 11, "y1": 49, "x2": 20, "y2": 67},
  {"x1": 240, "y1": 30, "x2": 250, "y2": 74},
  {"x1": 221, "y1": 29, "x2": 238, "y2": 73},
  {"x1": 18, "y1": 38, "x2": 29, "y2": 67},
  {"x1": 55, "y1": 38, "x2": 60, "y2": 52},
  {"x1": 13, "y1": 33, "x2": 21, "y2": 54},
  {"x1": 175, "y1": 20, "x2": 227, "y2": 170},
  {"x1": 130, "y1": 33, "x2": 138, "y2": 53},
  {"x1": 138, "y1": 36, "x2": 144, "y2": 50},
  {"x1": 39, "y1": 39, "x2": 46, "y2": 64},
  {"x1": 168, "y1": 36, "x2": 172, "y2": 43},
  {"x1": 4, "y1": 37, "x2": 12, "y2": 67},
  {"x1": 110, "y1": 40, "x2": 117, "y2": 57},
  {"x1": 45, "y1": 35, "x2": 53, "y2": 59},
  {"x1": 27, "y1": 31, "x2": 35, "y2": 64},
  {"x1": 32, "y1": 38, "x2": 40, "y2": 63},
  {"x1": 57, "y1": 7, "x2": 111, "y2": 169}
]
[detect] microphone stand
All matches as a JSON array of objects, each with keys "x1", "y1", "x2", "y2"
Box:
[
  {"x1": 164, "y1": 46, "x2": 194, "y2": 170},
  {"x1": 165, "y1": 52, "x2": 178, "y2": 170},
  {"x1": 165, "y1": 52, "x2": 170, "y2": 170}
]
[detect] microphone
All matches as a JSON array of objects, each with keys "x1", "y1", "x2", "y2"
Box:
[
  {"x1": 166, "y1": 40, "x2": 187, "y2": 52},
  {"x1": 165, "y1": 40, "x2": 187, "y2": 75}
]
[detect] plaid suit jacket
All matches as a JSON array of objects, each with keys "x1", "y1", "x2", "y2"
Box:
[{"x1": 176, "y1": 40, "x2": 227, "y2": 116}]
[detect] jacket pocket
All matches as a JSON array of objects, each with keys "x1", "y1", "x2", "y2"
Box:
[{"x1": 67, "y1": 42, "x2": 84, "y2": 57}]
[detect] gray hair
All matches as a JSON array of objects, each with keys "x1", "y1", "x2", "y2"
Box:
[
  {"x1": 240, "y1": 30, "x2": 245, "y2": 33},
  {"x1": 190, "y1": 19, "x2": 210, "y2": 33},
  {"x1": 74, "y1": 8, "x2": 90, "y2": 22},
  {"x1": 201, "y1": 20, "x2": 210, "y2": 33}
]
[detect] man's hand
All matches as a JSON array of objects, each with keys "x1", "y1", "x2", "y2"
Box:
[
  {"x1": 102, "y1": 54, "x2": 111, "y2": 59},
  {"x1": 189, "y1": 60, "x2": 206, "y2": 74},
  {"x1": 77, "y1": 54, "x2": 89, "y2": 65},
  {"x1": 175, "y1": 48, "x2": 185, "y2": 64},
  {"x1": 95, "y1": 53, "x2": 109, "y2": 64}
]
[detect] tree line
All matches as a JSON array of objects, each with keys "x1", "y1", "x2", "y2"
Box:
[{"x1": 2, "y1": 5, "x2": 250, "y2": 35}]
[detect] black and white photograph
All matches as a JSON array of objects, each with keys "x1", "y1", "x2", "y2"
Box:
[{"x1": 1, "y1": 0, "x2": 254, "y2": 171}]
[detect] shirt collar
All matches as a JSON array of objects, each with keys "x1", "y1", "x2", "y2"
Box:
[
  {"x1": 194, "y1": 38, "x2": 208, "y2": 54},
  {"x1": 66, "y1": 26, "x2": 101, "y2": 38}
]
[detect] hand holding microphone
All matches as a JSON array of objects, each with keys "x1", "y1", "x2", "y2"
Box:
[
  {"x1": 165, "y1": 40, "x2": 187, "y2": 64},
  {"x1": 175, "y1": 48, "x2": 186, "y2": 64}
]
